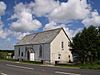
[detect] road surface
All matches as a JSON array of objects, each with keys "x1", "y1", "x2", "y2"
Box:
[{"x1": 0, "y1": 61, "x2": 100, "y2": 75}]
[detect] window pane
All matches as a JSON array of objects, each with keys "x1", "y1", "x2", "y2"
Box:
[
  {"x1": 21, "y1": 52, "x2": 23, "y2": 57},
  {"x1": 39, "y1": 45, "x2": 42, "y2": 57},
  {"x1": 18, "y1": 47, "x2": 20, "y2": 56},
  {"x1": 61, "y1": 42, "x2": 64, "y2": 49}
]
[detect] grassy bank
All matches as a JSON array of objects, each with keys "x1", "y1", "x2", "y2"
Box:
[{"x1": 56, "y1": 63, "x2": 100, "y2": 70}]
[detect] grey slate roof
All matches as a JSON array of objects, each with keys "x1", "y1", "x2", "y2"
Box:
[{"x1": 16, "y1": 28, "x2": 62, "y2": 45}]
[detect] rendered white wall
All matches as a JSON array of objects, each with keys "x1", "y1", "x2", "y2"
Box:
[{"x1": 50, "y1": 29, "x2": 73, "y2": 63}]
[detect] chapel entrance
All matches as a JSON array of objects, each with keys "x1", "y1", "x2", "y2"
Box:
[{"x1": 27, "y1": 48, "x2": 35, "y2": 61}]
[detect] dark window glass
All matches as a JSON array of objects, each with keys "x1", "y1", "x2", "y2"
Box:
[
  {"x1": 58, "y1": 54, "x2": 61, "y2": 59},
  {"x1": 21, "y1": 52, "x2": 23, "y2": 57},
  {"x1": 18, "y1": 47, "x2": 20, "y2": 56},
  {"x1": 39, "y1": 45, "x2": 42, "y2": 57},
  {"x1": 69, "y1": 55, "x2": 70, "y2": 58},
  {"x1": 58, "y1": 57, "x2": 60, "y2": 59},
  {"x1": 61, "y1": 42, "x2": 64, "y2": 49}
]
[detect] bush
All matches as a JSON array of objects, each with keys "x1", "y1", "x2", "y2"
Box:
[{"x1": 0, "y1": 52, "x2": 8, "y2": 59}]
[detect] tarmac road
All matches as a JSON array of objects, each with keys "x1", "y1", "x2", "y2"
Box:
[{"x1": 0, "y1": 61, "x2": 100, "y2": 75}]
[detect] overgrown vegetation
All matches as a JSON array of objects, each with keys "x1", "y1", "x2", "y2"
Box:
[
  {"x1": 71, "y1": 26, "x2": 100, "y2": 64},
  {"x1": 0, "y1": 50, "x2": 14, "y2": 59}
]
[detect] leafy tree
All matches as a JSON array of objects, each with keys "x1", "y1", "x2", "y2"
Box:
[
  {"x1": 71, "y1": 26, "x2": 99, "y2": 64},
  {"x1": 97, "y1": 26, "x2": 100, "y2": 63}
]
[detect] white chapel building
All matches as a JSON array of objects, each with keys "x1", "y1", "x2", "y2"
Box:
[{"x1": 14, "y1": 28, "x2": 73, "y2": 64}]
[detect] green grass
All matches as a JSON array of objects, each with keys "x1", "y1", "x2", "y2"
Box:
[
  {"x1": 80, "y1": 64, "x2": 100, "y2": 70},
  {"x1": 55, "y1": 63, "x2": 100, "y2": 70},
  {"x1": 0, "y1": 58, "x2": 42, "y2": 65},
  {"x1": 0, "y1": 58, "x2": 18, "y2": 62},
  {"x1": 55, "y1": 63, "x2": 80, "y2": 68},
  {"x1": 21, "y1": 60, "x2": 42, "y2": 64}
]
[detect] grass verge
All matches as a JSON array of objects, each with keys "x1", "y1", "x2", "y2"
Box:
[
  {"x1": 55, "y1": 63, "x2": 80, "y2": 68},
  {"x1": 0, "y1": 58, "x2": 42, "y2": 64},
  {"x1": 80, "y1": 64, "x2": 100, "y2": 70},
  {"x1": 21, "y1": 60, "x2": 42, "y2": 64}
]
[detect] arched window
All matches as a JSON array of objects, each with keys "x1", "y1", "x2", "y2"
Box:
[
  {"x1": 39, "y1": 45, "x2": 42, "y2": 57},
  {"x1": 18, "y1": 47, "x2": 20, "y2": 56}
]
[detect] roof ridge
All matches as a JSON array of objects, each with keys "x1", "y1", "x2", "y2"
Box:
[
  {"x1": 30, "y1": 27, "x2": 63, "y2": 35},
  {"x1": 19, "y1": 27, "x2": 62, "y2": 41}
]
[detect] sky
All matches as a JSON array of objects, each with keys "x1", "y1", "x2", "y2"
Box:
[{"x1": 0, "y1": 0, "x2": 100, "y2": 50}]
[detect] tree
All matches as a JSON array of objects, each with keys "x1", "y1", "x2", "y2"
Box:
[
  {"x1": 97, "y1": 26, "x2": 100, "y2": 63},
  {"x1": 71, "y1": 26, "x2": 99, "y2": 64}
]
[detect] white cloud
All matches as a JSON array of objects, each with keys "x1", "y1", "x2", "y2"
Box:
[
  {"x1": 43, "y1": 21, "x2": 82, "y2": 38},
  {"x1": 32, "y1": 0, "x2": 100, "y2": 27},
  {"x1": 49, "y1": 0, "x2": 90, "y2": 23},
  {"x1": 6, "y1": 29, "x2": 30, "y2": 40},
  {"x1": 43, "y1": 21, "x2": 65, "y2": 30},
  {"x1": 82, "y1": 10, "x2": 100, "y2": 27},
  {"x1": 0, "y1": 29, "x2": 7, "y2": 39},
  {"x1": 33, "y1": 0, "x2": 59, "y2": 16},
  {"x1": 0, "y1": 25, "x2": 7, "y2": 39},
  {"x1": 10, "y1": 3, "x2": 42, "y2": 32},
  {"x1": 0, "y1": 1, "x2": 6, "y2": 15},
  {"x1": 17, "y1": 32, "x2": 30, "y2": 40},
  {"x1": 10, "y1": 2, "x2": 34, "y2": 19},
  {"x1": 68, "y1": 28, "x2": 82, "y2": 38},
  {"x1": 0, "y1": 1, "x2": 7, "y2": 39},
  {"x1": 10, "y1": 18, "x2": 42, "y2": 32}
]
